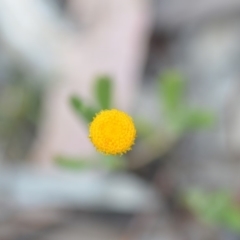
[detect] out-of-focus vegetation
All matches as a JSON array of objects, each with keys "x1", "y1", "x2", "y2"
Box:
[
  {"x1": 65, "y1": 71, "x2": 240, "y2": 236},
  {"x1": 1, "y1": 0, "x2": 240, "y2": 239},
  {"x1": 57, "y1": 71, "x2": 240, "y2": 237},
  {"x1": 55, "y1": 70, "x2": 215, "y2": 170},
  {"x1": 184, "y1": 190, "x2": 240, "y2": 233},
  {"x1": 159, "y1": 71, "x2": 215, "y2": 134},
  {"x1": 0, "y1": 67, "x2": 43, "y2": 160},
  {"x1": 70, "y1": 75, "x2": 112, "y2": 124},
  {"x1": 55, "y1": 154, "x2": 126, "y2": 171}
]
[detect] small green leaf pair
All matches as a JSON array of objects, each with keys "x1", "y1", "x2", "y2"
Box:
[{"x1": 70, "y1": 76, "x2": 113, "y2": 123}]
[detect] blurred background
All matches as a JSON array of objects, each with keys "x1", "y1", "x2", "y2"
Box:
[{"x1": 1, "y1": 0, "x2": 240, "y2": 239}]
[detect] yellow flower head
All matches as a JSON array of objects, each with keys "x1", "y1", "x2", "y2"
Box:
[{"x1": 89, "y1": 109, "x2": 136, "y2": 155}]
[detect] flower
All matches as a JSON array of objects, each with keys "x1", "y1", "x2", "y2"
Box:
[{"x1": 89, "y1": 109, "x2": 136, "y2": 155}]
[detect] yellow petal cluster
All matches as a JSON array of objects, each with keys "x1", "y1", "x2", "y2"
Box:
[{"x1": 89, "y1": 109, "x2": 136, "y2": 155}]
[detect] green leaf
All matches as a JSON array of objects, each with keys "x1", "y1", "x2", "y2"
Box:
[
  {"x1": 55, "y1": 155, "x2": 126, "y2": 171},
  {"x1": 94, "y1": 76, "x2": 112, "y2": 109},
  {"x1": 184, "y1": 190, "x2": 240, "y2": 233},
  {"x1": 55, "y1": 156, "x2": 94, "y2": 170},
  {"x1": 83, "y1": 106, "x2": 98, "y2": 123},
  {"x1": 222, "y1": 207, "x2": 240, "y2": 231},
  {"x1": 157, "y1": 70, "x2": 216, "y2": 134},
  {"x1": 70, "y1": 95, "x2": 98, "y2": 123},
  {"x1": 185, "y1": 110, "x2": 215, "y2": 130},
  {"x1": 158, "y1": 71, "x2": 185, "y2": 112},
  {"x1": 70, "y1": 95, "x2": 84, "y2": 111}
]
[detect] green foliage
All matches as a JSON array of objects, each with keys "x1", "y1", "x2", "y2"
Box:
[
  {"x1": 70, "y1": 71, "x2": 215, "y2": 135},
  {"x1": 159, "y1": 71, "x2": 185, "y2": 113},
  {"x1": 55, "y1": 155, "x2": 126, "y2": 171},
  {"x1": 62, "y1": 70, "x2": 216, "y2": 171},
  {"x1": 184, "y1": 190, "x2": 240, "y2": 232},
  {"x1": 70, "y1": 96, "x2": 98, "y2": 123},
  {"x1": 185, "y1": 110, "x2": 215, "y2": 130},
  {"x1": 70, "y1": 75, "x2": 113, "y2": 124},
  {"x1": 94, "y1": 75, "x2": 112, "y2": 109},
  {"x1": 158, "y1": 70, "x2": 215, "y2": 134},
  {"x1": 0, "y1": 68, "x2": 43, "y2": 160},
  {"x1": 55, "y1": 156, "x2": 91, "y2": 170}
]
